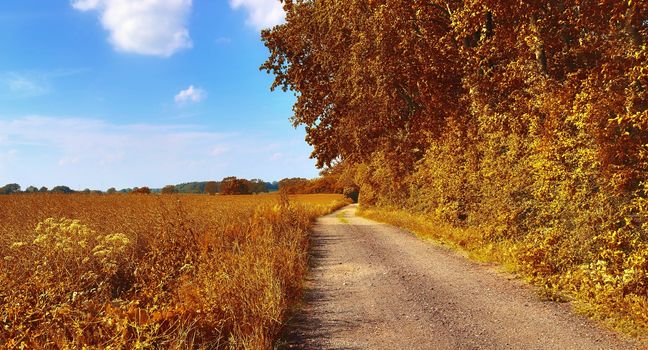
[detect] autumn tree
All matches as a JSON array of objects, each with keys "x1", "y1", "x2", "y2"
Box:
[
  {"x1": 264, "y1": 0, "x2": 648, "y2": 329},
  {"x1": 262, "y1": 1, "x2": 464, "y2": 170},
  {"x1": 204, "y1": 181, "x2": 219, "y2": 195},
  {"x1": 220, "y1": 177, "x2": 250, "y2": 195},
  {"x1": 131, "y1": 187, "x2": 151, "y2": 195},
  {"x1": 161, "y1": 185, "x2": 177, "y2": 194},
  {"x1": 278, "y1": 178, "x2": 309, "y2": 194}
]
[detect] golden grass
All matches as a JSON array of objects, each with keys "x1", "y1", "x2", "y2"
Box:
[
  {"x1": 358, "y1": 207, "x2": 512, "y2": 263},
  {"x1": 0, "y1": 193, "x2": 349, "y2": 349}
]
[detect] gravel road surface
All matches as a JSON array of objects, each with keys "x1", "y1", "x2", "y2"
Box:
[{"x1": 281, "y1": 204, "x2": 639, "y2": 350}]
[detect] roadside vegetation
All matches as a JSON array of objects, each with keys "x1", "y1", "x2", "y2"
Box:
[
  {"x1": 262, "y1": 0, "x2": 647, "y2": 337},
  {"x1": 0, "y1": 193, "x2": 349, "y2": 348}
]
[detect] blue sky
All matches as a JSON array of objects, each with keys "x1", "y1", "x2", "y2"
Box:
[{"x1": 0, "y1": 0, "x2": 318, "y2": 190}]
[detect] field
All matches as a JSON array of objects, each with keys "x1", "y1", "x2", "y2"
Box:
[{"x1": 0, "y1": 193, "x2": 349, "y2": 349}]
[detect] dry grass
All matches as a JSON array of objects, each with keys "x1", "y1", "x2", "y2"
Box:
[
  {"x1": 0, "y1": 193, "x2": 349, "y2": 349},
  {"x1": 358, "y1": 207, "x2": 512, "y2": 264}
]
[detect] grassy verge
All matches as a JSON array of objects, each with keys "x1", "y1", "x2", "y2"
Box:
[{"x1": 358, "y1": 206, "x2": 648, "y2": 341}]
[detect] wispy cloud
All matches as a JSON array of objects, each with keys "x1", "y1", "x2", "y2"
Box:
[
  {"x1": 0, "y1": 116, "x2": 230, "y2": 188},
  {"x1": 0, "y1": 116, "x2": 317, "y2": 189},
  {"x1": 229, "y1": 0, "x2": 285, "y2": 30},
  {"x1": 0, "y1": 117, "x2": 185, "y2": 163},
  {"x1": 5, "y1": 74, "x2": 48, "y2": 96},
  {"x1": 0, "y1": 69, "x2": 89, "y2": 99},
  {"x1": 174, "y1": 85, "x2": 206, "y2": 104},
  {"x1": 71, "y1": 0, "x2": 193, "y2": 57}
]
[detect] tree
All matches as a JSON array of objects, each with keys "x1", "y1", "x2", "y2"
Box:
[
  {"x1": 25, "y1": 186, "x2": 38, "y2": 193},
  {"x1": 0, "y1": 183, "x2": 21, "y2": 194},
  {"x1": 204, "y1": 181, "x2": 218, "y2": 195},
  {"x1": 131, "y1": 187, "x2": 151, "y2": 195},
  {"x1": 175, "y1": 182, "x2": 205, "y2": 194},
  {"x1": 39, "y1": 186, "x2": 48, "y2": 193},
  {"x1": 161, "y1": 185, "x2": 177, "y2": 194},
  {"x1": 278, "y1": 178, "x2": 310, "y2": 194},
  {"x1": 106, "y1": 187, "x2": 117, "y2": 194},
  {"x1": 220, "y1": 177, "x2": 250, "y2": 195},
  {"x1": 261, "y1": 0, "x2": 462, "y2": 171},
  {"x1": 51, "y1": 186, "x2": 74, "y2": 194},
  {"x1": 261, "y1": 0, "x2": 648, "y2": 328},
  {"x1": 249, "y1": 179, "x2": 268, "y2": 194},
  {"x1": 265, "y1": 181, "x2": 279, "y2": 192}
]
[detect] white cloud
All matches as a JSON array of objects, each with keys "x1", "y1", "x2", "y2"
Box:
[
  {"x1": 71, "y1": 0, "x2": 193, "y2": 57},
  {"x1": 174, "y1": 85, "x2": 206, "y2": 104},
  {"x1": 72, "y1": 0, "x2": 102, "y2": 11},
  {"x1": 229, "y1": 0, "x2": 285, "y2": 30}
]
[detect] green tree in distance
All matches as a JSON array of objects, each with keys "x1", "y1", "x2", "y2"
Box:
[
  {"x1": 0, "y1": 184, "x2": 21, "y2": 194},
  {"x1": 51, "y1": 186, "x2": 74, "y2": 194}
]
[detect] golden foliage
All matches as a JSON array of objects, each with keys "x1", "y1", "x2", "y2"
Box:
[
  {"x1": 264, "y1": 0, "x2": 647, "y2": 337},
  {"x1": 0, "y1": 193, "x2": 348, "y2": 348}
]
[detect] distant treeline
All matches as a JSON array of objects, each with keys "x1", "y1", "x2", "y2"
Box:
[
  {"x1": 0, "y1": 184, "x2": 80, "y2": 195},
  {"x1": 278, "y1": 167, "x2": 359, "y2": 202},
  {"x1": 0, "y1": 175, "x2": 352, "y2": 196}
]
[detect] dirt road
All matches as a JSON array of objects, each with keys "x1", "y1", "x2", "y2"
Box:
[{"x1": 281, "y1": 205, "x2": 638, "y2": 350}]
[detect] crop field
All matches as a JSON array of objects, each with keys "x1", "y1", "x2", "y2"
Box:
[{"x1": 0, "y1": 193, "x2": 349, "y2": 349}]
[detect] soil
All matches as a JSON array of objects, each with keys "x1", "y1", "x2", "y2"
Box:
[{"x1": 280, "y1": 204, "x2": 640, "y2": 350}]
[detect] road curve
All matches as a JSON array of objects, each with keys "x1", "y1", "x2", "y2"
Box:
[{"x1": 281, "y1": 204, "x2": 639, "y2": 350}]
